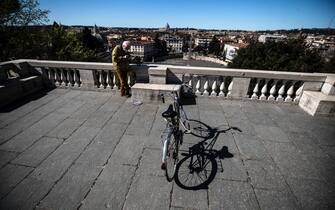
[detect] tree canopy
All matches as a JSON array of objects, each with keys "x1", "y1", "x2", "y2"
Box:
[
  {"x1": 0, "y1": 0, "x2": 103, "y2": 62},
  {"x1": 0, "y1": 0, "x2": 49, "y2": 26},
  {"x1": 228, "y1": 39, "x2": 334, "y2": 73},
  {"x1": 208, "y1": 36, "x2": 221, "y2": 56}
]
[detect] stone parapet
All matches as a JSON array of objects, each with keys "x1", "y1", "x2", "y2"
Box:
[{"x1": 299, "y1": 91, "x2": 335, "y2": 116}]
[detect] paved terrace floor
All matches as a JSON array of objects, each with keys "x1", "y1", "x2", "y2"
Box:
[{"x1": 0, "y1": 89, "x2": 334, "y2": 210}]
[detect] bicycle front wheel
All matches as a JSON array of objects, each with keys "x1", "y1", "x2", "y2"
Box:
[
  {"x1": 165, "y1": 132, "x2": 179, "y2": 182},
  {"x1": 175, "y1": 153, "x2": 217, "y2": 190}
]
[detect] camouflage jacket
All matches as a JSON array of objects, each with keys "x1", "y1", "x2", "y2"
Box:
[{"x1": 112, "y1": 45, "x2": 130, "y2": 72}]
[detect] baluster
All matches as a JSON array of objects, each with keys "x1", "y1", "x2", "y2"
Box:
[
  {"x1": 55, "y1": 69, "x2": 60, "y2": 86},
  {"x1": 203, "y1": 79, "x2": 209, "y2": 96},
  {"x1": 68, "y1": 69, "x2": 74, "y2": 86},
  {"x1": 98, "y1": 71, "x2": 104, "y2": 88},
  {"x1": 188, "y1": 75, "x2": 193, "y2": 87},
  {"x1": 60, "y1": 69, "x2": 66, "y2": 86},
  {"x1": 48, "y1": 69, "x2": 54, "y2": 83},
  {"x1": 113, "y1": 73, "x2": 118, "y2": 89},
  {"x1": 106, "y1": 71, "x2": 111, "y2": 88},
  {"x1": 65, "y1": 69, "x2": 70, "y2": 86},
  {"x1": 251, "y1": 79, "x2": 259, "y2": 100},
  {"x1": 219, "y1": 80, "x2": 225, "y2": 97},
  {"x1": 268, "y1": 80, "x2": 277, "y2": 101},
  {"x1": 227, "y1": 79, "x2": 233, "y2": 98},
  {"x1": 127, "y1": 74, "x2": 131, "y2": 87},
  {"x1": 293, "y1": 83, "x2": 304, "y2": 103},
  {"x1": 73, "y1": 70, "x2": 80, "y2": 87},
  {"x1": 285, "y1": 82, "x2": 295, "y2": 102},
  {"x1": 260, "y1": 79, "x2": 268, "y2": 100},
  {"x1": 276, "y1": 82, "x2": 285, "y2": 101},
  {"x1": 195, "y1": 78, "x2": 201, "y2": 95},
  {"x1": 210, "y1": 80, "x2": 218, "y2": 96}
]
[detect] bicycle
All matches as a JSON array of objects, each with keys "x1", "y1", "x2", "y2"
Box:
[
  {"x1": 174, "y1": 126, "x2": 240, "y2": 190},
  {"x1": 159, "y1": 85, "x2": 186, "y2": 182},
  {"x1": 160, "y1": 84, "x2": 214, "y2": 182}
]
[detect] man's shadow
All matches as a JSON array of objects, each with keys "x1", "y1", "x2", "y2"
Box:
[{"x1": 174, "y1": 119, "x2": 242, "y2": 190}]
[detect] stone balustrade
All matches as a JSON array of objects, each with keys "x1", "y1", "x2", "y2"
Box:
[
  {"x1": 1, "y1": 59, "x2": 334, "y2": 116},
  {"x1": 166, "y1": 65, "x2": 329, "y2": 104},
  {"x1": 0, "y1": 59, "x2": 145, "y2": 92}
]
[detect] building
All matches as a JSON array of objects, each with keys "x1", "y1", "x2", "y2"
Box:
[
  {"x1": 223, "y1": 43, "x2": 248, "y2": 62},
  {"x1": 130, "y1": 41, "x2": 157, "y2": 61},
  {"x1": 160, "y1": 34, "x2": 183, "y2": 53},
  {"x1": 194, "y1": 37, "x2": 212, "y2": 47},
  {"x1": 258, "y1": 34, "x2": 287, "y2": 43},
  {"x1": 158, "y1": 23, "x2": 171, "y2": 32}
]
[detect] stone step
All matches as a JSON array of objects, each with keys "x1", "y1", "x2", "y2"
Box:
[
  {"x1": 131, "y1": 83, "x2": 181, "y2": 103},
  {"x1": 299, "y1": 91, "x2": 335, "y2": 117}
]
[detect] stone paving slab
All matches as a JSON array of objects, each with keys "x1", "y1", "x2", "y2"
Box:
[
  {"x1": 0, "y1": 150, "x2": 18, "y2": 169},
  {"x1": 0, "y1": 89, "x2": 67, "y2": 128},
  {"x1": 11, "y1": 137, "x2": 63, "y2": 167},
  {"x1": 0, "y1": 90, "x2": 82, "y2": 145},
  {"x1": 0, "y1": 113, "x2": 68, "y2": 152},
  {"x1": 0, "y1": 126, "x2": 101, "y2": 210},
  {"x1": 0, "y1": 164, "x2": 33, "y2": 199},
  {"x1": 208, "y1": 179, "x2": 260, "y2": 210},
  {"x1": 46, "y1": 118, "x2": 86, "y2": 139},
  {"x1": 79, "y1": 163, "x2": 136, "y2": 210},
  {"x1": 244, "y1": 159, "x2": 288, "y2": 190},
  {"x1": 254, "y1": 188, "x2": 301, "y2": 210},
  {"x1": 0, "y1": 90, "x2": 334, "y2": 210},
  {"x1": 172, "y1": 185, "x2": 208, "y2": 210},
  {"x1": 123, "y1": 174, "x2": 172, "y2": 210},
  {"x1": 286, "y1": 177, "x2": 335, "y2": 210}
]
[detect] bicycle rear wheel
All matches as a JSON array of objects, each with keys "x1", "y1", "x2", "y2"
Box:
[
  {"x1": 175, "y1": 153, "x2": 217, "y2": 190},
  {"x1": 165, "y1": 133, "x2": 179, "y2": 182}
]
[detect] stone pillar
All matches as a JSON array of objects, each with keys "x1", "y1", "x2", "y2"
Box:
[
  {"x1": 77, "y1": 69, "x2": 96, "y2": 90},
  {"x1": 321, "y1": 76, "x2": 335, "y2": 95},
  {"x1": 230, "y1": 77, "x2": 251, "y2": 99},
  {"x1": 148, "y1": 66, "x2": 167, "y2": 84}
]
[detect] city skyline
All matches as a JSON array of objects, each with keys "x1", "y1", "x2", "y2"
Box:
[{"x1": 40, "y1": 0, "x2": 335, "y2": 30}]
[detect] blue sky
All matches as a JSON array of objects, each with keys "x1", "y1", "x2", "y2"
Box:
[{"x1": 39, "y1": 0, "x2": 335, "y2": 30}]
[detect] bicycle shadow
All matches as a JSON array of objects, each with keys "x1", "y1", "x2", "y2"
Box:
[{"x1": 175, "y1": 120, "x2": 242, "y2": 190}]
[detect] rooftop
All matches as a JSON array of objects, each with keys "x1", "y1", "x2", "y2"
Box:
[{"x1": 0, "y1": 89, "x2": 334, "y2": 209}]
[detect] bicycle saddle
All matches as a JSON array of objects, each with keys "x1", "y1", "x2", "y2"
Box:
[{"x1": 162, "y1": 104, "x2": 177, "y2": 118}]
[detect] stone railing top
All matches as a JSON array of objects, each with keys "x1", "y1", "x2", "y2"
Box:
[
  {"x1": 167, "y1": 65, "x2": 329, "y2": 82},
  {"x1": 1, "y1": 59, "x2": 115, "y2": 70},
  {"x1": 1, "y1": 59, "x2": 332, "y2": 82}
]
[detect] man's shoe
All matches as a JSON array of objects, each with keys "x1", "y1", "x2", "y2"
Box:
[{"x1": 125, "y1": 93, "x2": 132, "y2": 98}]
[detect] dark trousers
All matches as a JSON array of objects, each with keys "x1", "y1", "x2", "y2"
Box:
[{"x1": 116, "y1": 70, "x2": 129, "y2": 96}]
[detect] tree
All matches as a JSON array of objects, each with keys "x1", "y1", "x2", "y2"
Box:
[
  {"x1": 80, "y1": 27, "x2": 103, "y2": 51},
  {"x1": 208, "y1": 36, "x2": 221, "y2": 56},
  {"x1": 153, "y1": 33, "x2": 167, "y2": 56},
  {"x1": 228, "y1": 39, "x2": 330, "y2": 73},
  {"x1": 0, "y1": 0, "x2": 49, "y2": 26},
  {"x1": 0, "y1": 0, "x2": 50, "y2": 61},
  {"x1": 47, "y1": 22, "x2": 96, "y2": 61},
  {"x1": 0, "y1": 0, "x2": 21, "y2": 25}
]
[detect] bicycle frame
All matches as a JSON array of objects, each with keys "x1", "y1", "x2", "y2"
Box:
[{"x1": 160, "y1": 84, "x2": 191, "y2": 170}]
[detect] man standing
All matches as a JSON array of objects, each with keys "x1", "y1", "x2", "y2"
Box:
[{"x1": 112, "y1": 41, "x2": 131, "y2": 97}]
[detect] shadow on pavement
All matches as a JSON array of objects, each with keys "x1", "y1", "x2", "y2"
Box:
[
  {"x1": 175, "y1": 120, "x2": 241, "y2": 190},
  {"x1": 0, "y1": 87, "x2": 55, "y2": 113}
]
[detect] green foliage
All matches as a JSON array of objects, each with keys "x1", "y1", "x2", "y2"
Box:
[
  {"x1": 47, "y1": 22, "x2": 97, "y2": 61},
  {"x1": 0, "y1": 0, "x2": 101, "y2": 62},
  {"x1": 80, "y1": 27, "x2": 103, "y2": 51},
  {"x1": 208, "y1": 36, "x2": 221, "y2": 56},
  {"x1": 228, "y1": 39, "x2": 333, "y2": 73},
  {"x1": 0, "y1": 0, "x2": 49, "y2": 26},
  {"x1": 154, "y1": 33, "x2": 167, "y2": 56}
]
